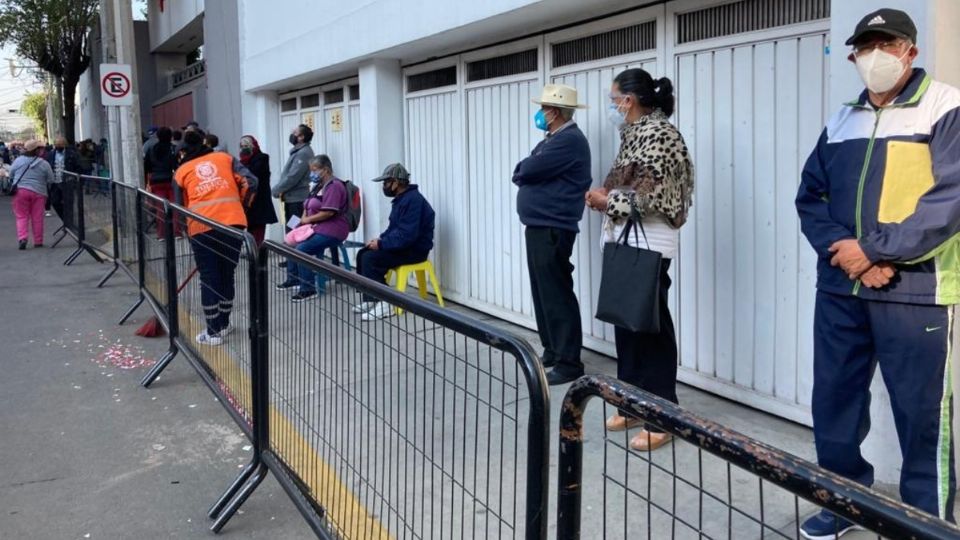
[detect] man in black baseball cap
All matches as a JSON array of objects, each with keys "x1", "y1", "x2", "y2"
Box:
[
  {"x1": 845, "y1": 8, "x2": 917, "y2": 46},
  {"x1": 843, "y1": 8, "x2": 919, "y2": 105},
  {"x1": 352, "y1": 163, "x2": 436, "y2": 321},
  {"x1": 796, "y1": 6, "x2": 960, "y2": 539}
]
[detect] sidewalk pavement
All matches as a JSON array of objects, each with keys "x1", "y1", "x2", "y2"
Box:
[
  {"x1": 0, "y1": 197, "x2": 905, "y2": 539},
  {"x1": 0, "y1": 203, "x2": 312, "y2": 538}
]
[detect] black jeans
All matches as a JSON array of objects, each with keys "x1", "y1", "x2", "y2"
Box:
[
  {"x1": 614, "y1": 259, "x2": 678, "y2": 432},
  {"x1": 191, "y1": 230, "x2": 244, "y2": 335},
  {"x1": 525, "y1": 226, "x2": 583, "y2": 375},
  {"x1": 356, "y1": 247, "x2": 429, "y2": 302}
]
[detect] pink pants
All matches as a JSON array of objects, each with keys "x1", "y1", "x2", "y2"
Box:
[{"x1": 12, "y1": 189, "x2": 46, "y2": 244}]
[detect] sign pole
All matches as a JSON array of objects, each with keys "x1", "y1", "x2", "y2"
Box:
[
  {"x1": 113, "y1": 0, "x2": 144, "y2": 187},
  {"x1": 98, "y1": 0, "x2": 122, "y2": 184}
]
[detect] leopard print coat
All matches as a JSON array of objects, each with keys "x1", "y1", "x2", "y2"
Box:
[{"x1": 602, "y1": 110, "x2": 694, "y2": 229}]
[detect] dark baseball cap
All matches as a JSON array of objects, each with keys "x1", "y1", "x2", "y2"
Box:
[
  {"x1": 372, "y1": 163, "x2": 410, "y2": 183},
  {"x1": 845, "y1": 8, "x2": 917, "y2": 46}
]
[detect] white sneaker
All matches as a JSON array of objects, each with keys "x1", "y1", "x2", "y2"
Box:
[
  {"x1": 352, "y1": 301, "x2": 376, "y2": 314},
  {"x1": 196, "y1": 330, "x2": 223, "y2": 346},
  {"x1": 219, "y1": 324, "x2": 235, "y2": 337},
  {"x1": 361, "y1": 302, "x2": 394, "y2": 322}
]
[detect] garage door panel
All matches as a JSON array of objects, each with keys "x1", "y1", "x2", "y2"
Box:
[
  {"x1": 732, "y1": 44, "x2": 757, "y2": 389},
  {"x1": 751, "y1": 41, "x2": 778, "y2": 397},
  {"x1": 676, "y1": 31, "x2": 827, "y2": 418},
  {"x1": 466, "y1": 80, "x2": 540, "y2": 316},
  {"x1": 676, "y1": 54, "x2": 699, "y2": 372},
  {"x1": 405, "y1": 91, "x2": 466, "y2": 297},
  {"x1": 773, "y1": 37, "x2": 800, "y2": 405}
]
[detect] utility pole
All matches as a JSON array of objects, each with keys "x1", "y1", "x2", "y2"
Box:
[{"x1": 99, "y1": 0, "x2": 144, "y2": 186}]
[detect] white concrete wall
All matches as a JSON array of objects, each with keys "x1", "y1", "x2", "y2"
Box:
[
  {"x1": 240, "y1": 0, "x2": 640, "y2": 91},
  {"x1": 148, "y1": 0, "x2": 203, "y2": 52},
  {"x1": 202, "y1": 0, "x2": 242, "y2": 149}
]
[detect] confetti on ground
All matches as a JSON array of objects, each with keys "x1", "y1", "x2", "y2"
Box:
[
  {"x1": 152, "y1": 444, "x2": 165, "y2": 451},
  {"x1": 242, "y1": 445, "x2": 252, "y2": 452},
  {"x1": 92, "y1": 341, "x2": 156, "y2": 370},
  {"x1": 188, "y1": 404, "x2": 197, "y2": 409}
]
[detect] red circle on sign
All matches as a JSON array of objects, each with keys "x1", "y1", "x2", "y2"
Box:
[{"x1": 102, "y1": 71, "x2": 131, "y2": 98}]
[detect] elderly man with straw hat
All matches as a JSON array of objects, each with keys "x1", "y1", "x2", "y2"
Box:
[{"x1": 512, "y1": 83, "x2": 592, "y2": 385}]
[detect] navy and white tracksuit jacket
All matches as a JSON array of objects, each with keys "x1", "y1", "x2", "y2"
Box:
[{"x1": 796, "y1": 68, "x2": 960, "y2": 521}]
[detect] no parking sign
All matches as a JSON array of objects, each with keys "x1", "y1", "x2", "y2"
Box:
[{"x1": 99, "y1": 63, "x2": 133, "y2": 106}]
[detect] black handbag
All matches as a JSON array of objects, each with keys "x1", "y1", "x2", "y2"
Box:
[{"x1": 595, "y1": 214, "x2": 662, "y2": 333}]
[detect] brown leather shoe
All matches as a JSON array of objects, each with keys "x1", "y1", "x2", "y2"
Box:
[
  {"x1": 629, "y1": 430, "x2": 673, "y2": 451},
  {"x1": 605, "y1": 414, "x2": 643, "y2": 432}
]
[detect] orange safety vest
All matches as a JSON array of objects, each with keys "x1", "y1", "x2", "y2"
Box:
[{"x1": 175, "y1": 151, "x2": 249, "y2": 237}]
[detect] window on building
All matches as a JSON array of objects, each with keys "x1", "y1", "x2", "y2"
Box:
[
  {"x1": 466, "y1": 49, "x2": 538, "y2": 82},
  {"x1": 407, "y1": 66, "x2": 457, "y2": 92}
]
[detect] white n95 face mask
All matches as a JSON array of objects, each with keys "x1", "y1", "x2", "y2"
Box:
[{"x1": 855, "y1": 48, "x2": 908, "y2": 94}]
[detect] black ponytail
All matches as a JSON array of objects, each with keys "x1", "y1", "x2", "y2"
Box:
[{"x1": 613, "y1": 68, "x2": 676, "y2": 118}]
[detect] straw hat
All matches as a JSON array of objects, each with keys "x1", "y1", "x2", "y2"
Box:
[
  {"x1": 23, "y1": 139, "x2": 42, "y2": 152},
  {"x1": 532, "y1": 84, "x2": 588, "y2": 109}
]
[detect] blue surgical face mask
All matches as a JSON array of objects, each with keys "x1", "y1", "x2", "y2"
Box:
[
  {"x1": 607, "y1": 103, "x2": 627, "y2": 129},
  {"x1": 534, "y1": 109, "x2": 550, "y2": 131}
]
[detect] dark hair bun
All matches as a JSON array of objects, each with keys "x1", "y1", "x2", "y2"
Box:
[{"x1": 654, "y1": 77, "x2": 674, "y2": 98}]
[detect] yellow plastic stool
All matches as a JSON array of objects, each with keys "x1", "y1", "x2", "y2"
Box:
[{"x1": 385, "y1": 260, "x2": 445, "y2": 315}]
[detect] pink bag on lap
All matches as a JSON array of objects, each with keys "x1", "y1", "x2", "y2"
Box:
[{"x1": 284, "y1": 224, "x2": 314, "y2": 246}]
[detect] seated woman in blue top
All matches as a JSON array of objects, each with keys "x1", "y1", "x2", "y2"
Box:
[
  {"x1": 277, "y1": 155, "x2": 350, "y2": 302},
  {"x1": 354, "y1": 163, "x2": 435, "y2": 321}
]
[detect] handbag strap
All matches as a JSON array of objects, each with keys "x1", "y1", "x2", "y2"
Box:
[
  {"x1": 616, "y1": 207, "x2": 652, "y2": 250},
  {"x1": 11, "y1": 157, "x2": 38, "y2": 188}
]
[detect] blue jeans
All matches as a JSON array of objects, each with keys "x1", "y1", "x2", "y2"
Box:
[{"x1": 286, "y1": 232, "x2": 342, "y2": 294}]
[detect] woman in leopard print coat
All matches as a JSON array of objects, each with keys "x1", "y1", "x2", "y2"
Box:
[{"x1": 585, "y1": 68, "x2": 695, "y2": 453}]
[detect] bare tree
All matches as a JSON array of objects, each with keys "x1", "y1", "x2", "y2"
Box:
[{"x1": 0, "y1": 0, "x2": 99, "y2": 142}]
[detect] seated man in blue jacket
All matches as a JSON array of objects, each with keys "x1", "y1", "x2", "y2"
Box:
[{"x1": 354, "y1": 163, "x2": 435, "y2": 321}]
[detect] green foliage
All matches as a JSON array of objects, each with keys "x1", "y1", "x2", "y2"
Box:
[
  {"x1": 0, "y1": 0, "x2": 100, "y2": 142},
  {"x1": 20, "y1": 91, "x2": 47, "y2": 137}
]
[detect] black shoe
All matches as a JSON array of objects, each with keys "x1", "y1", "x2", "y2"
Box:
[
  {"x1": 275, "y1": 280, "x2": 297, "y2": 291},
  {"x1": 541, "y1": 356, "x2": 557, "y2": 368},
  {"x1": 18, "y1": 240, "x2": 26, "y2": 250},
  {"x1": 291, "y1": 291, "x2": 317, "y2": 303},
  {"x1": 546, "y1": 369, "x2": 584, "y2": 386}
]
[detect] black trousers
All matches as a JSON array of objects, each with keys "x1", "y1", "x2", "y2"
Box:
[
  {"x1": 525, "y1": 226, "x2": 583, "y2": 374},
  {"x1": 191, "y1": 230, "x2": 244, "y2": 335},
  {"x1": 356, "y1": 247, "x2": 429, "y2": 302},
  {"x1": 614, "y1": 259, "x2": 678, "y2": 432}
]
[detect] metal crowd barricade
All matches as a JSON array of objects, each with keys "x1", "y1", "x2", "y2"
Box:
[
  {"x1": 134, "y1": 201, "x2": 263, "y2": 533},
  {"x1": 56, "y1": 171, "x2": 104, "y2": 266},
  {"x1": 555, "y1": 374, "x2": 960, "y2": 540},
  {"x1": 251, "y1": 241, "x2": 551, "y2": 539},
  {"x1": 70, "y1": 177, "x2": 960, "y2": 539}
]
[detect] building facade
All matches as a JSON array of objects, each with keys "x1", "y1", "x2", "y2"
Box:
[{"x1": 81, "y1": 0, "x2": 960, "y2": 485}]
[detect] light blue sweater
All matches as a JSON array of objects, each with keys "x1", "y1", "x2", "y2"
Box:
[{"x1": 9, "y1": 155, "x2": 55, "y2": 197}]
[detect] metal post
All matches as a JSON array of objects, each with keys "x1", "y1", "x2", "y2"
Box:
[
  {"x1": 140, "y1": 202, "x2": 179, "y2": 388},
  {"x1": 556, "y1": 382, "x2": 589, "y2": 540},
  {"x1": 97, "y1": 180, "x2": 120, "y2": 287},
  {"x1": 118, "y1": 190, "x2": 145, "y2": 325}
]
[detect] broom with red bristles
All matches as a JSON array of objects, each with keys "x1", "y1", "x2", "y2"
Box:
[{"x1": 136, "y1": 267, "x2": 199, "y2": 337}]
